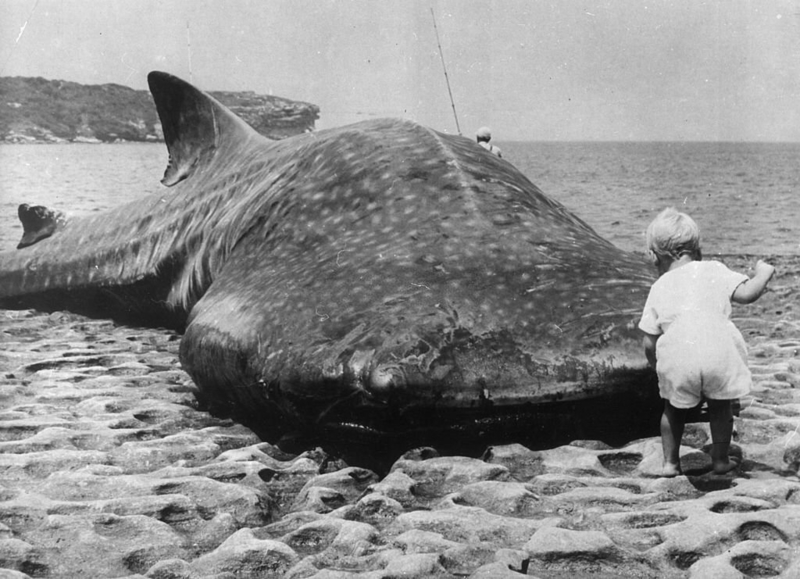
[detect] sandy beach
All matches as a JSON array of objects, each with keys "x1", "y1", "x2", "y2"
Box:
[{"x1": 0, "y1": 253, "x2": 798, "y2": 578}]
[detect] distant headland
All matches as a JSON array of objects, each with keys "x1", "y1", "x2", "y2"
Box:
[{"x1": 0, "y1": 76, "x2": 319, "y2": 144}]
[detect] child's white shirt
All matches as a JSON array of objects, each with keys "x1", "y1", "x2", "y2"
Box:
[
  {"x1": 639, "y1": 260, "x2": 748, "y2": 335},
  {"x1": 638, "y1": 260, "x2": 751, "y2": 408}
]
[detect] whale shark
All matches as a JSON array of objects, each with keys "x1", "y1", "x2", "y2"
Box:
[{"x1": 0, "y1": 71, "x2": 659, "y2": 455}]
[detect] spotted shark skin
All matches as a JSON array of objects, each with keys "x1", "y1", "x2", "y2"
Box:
[{"x1": 0, "y1": 71, "x2": 658, "y2": 444}]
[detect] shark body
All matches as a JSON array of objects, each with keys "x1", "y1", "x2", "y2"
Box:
[{"x1": 0, "y1": 72, "x2": 659, "y2": 452}]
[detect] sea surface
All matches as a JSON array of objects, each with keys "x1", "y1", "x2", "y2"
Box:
[{"x1": 0, "y1": 141, "x2": 797, "y2": 255}]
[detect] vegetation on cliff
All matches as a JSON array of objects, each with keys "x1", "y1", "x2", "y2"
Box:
[{"x1": 0, "y1": 76, "x2": 319, "y2": 143}]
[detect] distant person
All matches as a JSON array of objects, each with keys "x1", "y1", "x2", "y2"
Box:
[
  {"x1": 476, "y1": 126, "x2": 502, "y2": 158},
  {"x1": 638, "y1": 208, "x2": 775, "y2": 477}
]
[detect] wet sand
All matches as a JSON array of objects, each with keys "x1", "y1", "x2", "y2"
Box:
[{"x1": 0, "y1": 253, "x2": 798, "y2": 578}]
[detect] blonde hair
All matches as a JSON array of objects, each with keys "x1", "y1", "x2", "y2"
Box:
[{"x1": 645, "y1": 207, "x2": 702, "y2": 262}]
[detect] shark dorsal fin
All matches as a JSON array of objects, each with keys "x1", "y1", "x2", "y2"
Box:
[{"x1": 147, "y1": 71, "x2": 262, "y2": 186}]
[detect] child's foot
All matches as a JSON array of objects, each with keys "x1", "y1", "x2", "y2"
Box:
[
  {"x1": 661, "y1": 462, "x2": 682, "y2": 478},
  {"x1": 711, "y1": 456, "x2": 741, "y2": 476}
]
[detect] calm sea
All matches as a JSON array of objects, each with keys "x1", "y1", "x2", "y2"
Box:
[{"x1": 0, "y1": 141, "x2": 797, "y2": 255}]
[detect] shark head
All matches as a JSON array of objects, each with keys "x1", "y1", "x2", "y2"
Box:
[{"x1": 146, "y1": 73, "x2": 659, "y2": 449}]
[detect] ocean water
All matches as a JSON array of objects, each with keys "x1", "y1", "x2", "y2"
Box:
[
  {"x1": 0, "y1": 141, "x2": 797, "y2": 255},
  {"x1": 0, "y1": 144, "x2": 166, "y2": 251},
  {"x1": 507, "y1": 141, "x2": 799, "y2": 257}
]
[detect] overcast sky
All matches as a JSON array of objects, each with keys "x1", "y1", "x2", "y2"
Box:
[{"x1": 2, "y1": 0, "x2": 800, "y2": 141}]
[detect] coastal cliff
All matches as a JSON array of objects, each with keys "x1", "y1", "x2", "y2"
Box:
[{"x1": 0, "y1": 76, "x2": 319, "y2": 143}]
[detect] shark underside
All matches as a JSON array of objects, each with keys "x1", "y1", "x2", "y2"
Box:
[{"x1": 0, "y1": 72, "x2": 661, "y2": 456}]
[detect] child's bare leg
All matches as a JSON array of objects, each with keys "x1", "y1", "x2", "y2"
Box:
[
  {"x1": 707, "y1": 399, "x2": 738, "y2": 474},
  {"x1": 660, "y1": 401, "x2": 685, "y2": 476}
]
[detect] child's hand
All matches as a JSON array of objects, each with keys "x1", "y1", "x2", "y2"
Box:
[
  {"x1": 733, "y1": 260, "x2": 776, "y2": 304},
  {"x1": 755, "y1": 260, "x2": 775, "y2": 280}
]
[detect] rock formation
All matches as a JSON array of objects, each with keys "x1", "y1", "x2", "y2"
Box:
[{"x1": 1, "y1": 254, "x2": 799, "y2": 578}]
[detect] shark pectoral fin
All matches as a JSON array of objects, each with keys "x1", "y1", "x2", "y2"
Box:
[
  {"x1": 17, "y1": 203, "x2": 66, "y2": 249},
  {"x1": 147, "y1": 71, "x2": 263, "y2": 187},
  {"x1": 179, "y1": 279, "x2": 279, "y2": 429}
]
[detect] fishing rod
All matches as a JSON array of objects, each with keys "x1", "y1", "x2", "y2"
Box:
[
  {"x1": 1, "y1": 0, "x2": 41, "y2": 76},
  {"x1": 430, "y1": 8, "x2": 461, "y2": 135},
  {"x1": 186, "y1": 21, "x2": 193, "y2": 83}
]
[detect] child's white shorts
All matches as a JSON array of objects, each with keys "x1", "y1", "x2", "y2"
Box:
[{"x1": 656, "y1": 316, "x2": 751, "y2": 409}]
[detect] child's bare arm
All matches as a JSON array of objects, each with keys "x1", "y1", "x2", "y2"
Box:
[
  {"x1": 642, "y1": 332, "x2": 659, "y2": 369},
  {"x1": 732, "y1": 260, "x2": 776, "y2": 304}
]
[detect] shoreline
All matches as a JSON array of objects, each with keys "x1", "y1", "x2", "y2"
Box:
[
  {"x1": 1, "y1": 139, "x2": 163, "y2": 145},
  {"x1": 0, "y1": 252, "x2": 798, "y2": 577}
]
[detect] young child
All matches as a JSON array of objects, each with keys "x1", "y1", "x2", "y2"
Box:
[{"x1": 638, "y1": 208, "x2": 775, "y2": 476}]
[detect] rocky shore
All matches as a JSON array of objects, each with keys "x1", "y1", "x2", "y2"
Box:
[
  {"x1": 1, "y1": 254, "x2": 798, "y2": 578},
  {"x1": 0, "y1": 76, "x2": 319, "y2": 144}
]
